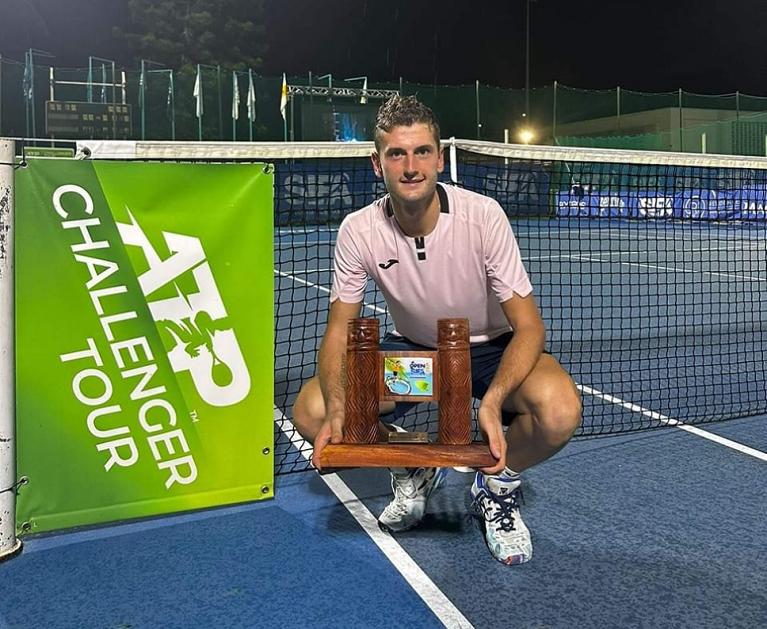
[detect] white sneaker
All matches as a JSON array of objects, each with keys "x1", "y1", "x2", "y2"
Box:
[
  {"x1": 378, "y1": 467, "x2": 446, "y2": 533},
  {"x1": 470, "y1": 472, "x2": 532, "y2": 565}
]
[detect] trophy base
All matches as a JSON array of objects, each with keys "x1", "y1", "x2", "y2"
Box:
[{"x1": 319, "y1": 442, "x2": 496, "y2": 469}]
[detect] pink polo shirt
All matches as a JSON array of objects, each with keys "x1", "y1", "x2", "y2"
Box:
[{"x1": 330, "y1": 183, "x2": 533, "y2": 348}]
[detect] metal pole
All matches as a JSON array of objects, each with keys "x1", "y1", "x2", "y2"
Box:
[
  {"x1": 678, "y1": 88, "x2": 683, "y2": 151},
  {"x1": 525, "y1": 0, "x2": 530, "y2": 118},
  {"x1": 197, "y1": 64, "x2": 203, "y2": 142},
  {"x1": 140, "y1": 60, "x2": 146, "y2": 140},
  {"x1": 30, "y1": 55, "x2": 36, "y2": 140},
  {"x1": 736, "y1": 90, "x2": 740, "y2": 121},
  {"x1": 290, "y1": 95, "x2": 295, "y2": 142},
  {"x1": 232, "y1": 73, "x2": 237, "y2": 142},
  {"x1": 475, "y1": 80, "x2": 481, "y2": 139},
  {"x1": 552, "y1": 80, "x2": 557, "y2": 140},
  {"x1": 701, "y1": 132, "x2": 706, "y2": 154},
  {"x1": 111, "y1": 60, "x2": 116, "y2": 107},
  {"x1": 616, "y1": 86, "x2": 621, "y2": 134},
  {"x1": 248, "y1": 69, "x2": 254, "y2": 142},
  {"x1": 87, "y1": 56, "x2": 93, "y2": 103},
  {"x1": 170, "y1": 72, "x2": 176, "y2": 141},
  {"x1": 399, "y1": 76, "x2": 403, "y2": 95},
  {"x1": 217, "y1": 65, "x2": 223, "y2": 141},
  {"x1": 0, "y1": 138, "x2": 21, "y2": 562}
]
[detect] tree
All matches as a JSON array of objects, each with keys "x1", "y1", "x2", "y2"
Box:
[{"x1": 115, "y1": 0, "x2": 267, "y2": 70}]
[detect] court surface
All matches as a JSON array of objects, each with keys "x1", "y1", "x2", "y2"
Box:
[
  {"x1": 1, "y1": 218, "x2": 765, "y2": 628},
  {"x1": 1, "y1": 417, "x2": 765, "y2": 628}
]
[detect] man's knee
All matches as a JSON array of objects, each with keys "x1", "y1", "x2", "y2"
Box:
[{"x1": 536, "y1": 384, "x2": 582, "y2": 447}]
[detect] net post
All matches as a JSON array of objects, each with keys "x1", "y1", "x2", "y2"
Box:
[
  {"x1": 343, "y1": 318, "x2": 380, "y2": 444},
  {"x1": 437, "y1": 318, "x2": 472, "y2": 445},
  {"x1": 0, "y1": 138, "x2": 21, "y2": 561}
]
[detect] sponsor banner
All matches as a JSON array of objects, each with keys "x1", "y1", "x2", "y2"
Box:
[
  {"x1": 462, "y1": 164, "x2": 552, "y2": 216},
  {"x1": 556, "y1": 187, "x2": 767, "y2": 220},
  {"x1": 15, "y1": 160, "x2": 274, "y2": 533},
  {"x1": 274, "y1": 162, "x2": 553, "y2": 225}
]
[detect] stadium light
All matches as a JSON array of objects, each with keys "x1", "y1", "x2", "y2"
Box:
[{"x1": 518, "y1": 127, "x2": 535, "y2": 144}]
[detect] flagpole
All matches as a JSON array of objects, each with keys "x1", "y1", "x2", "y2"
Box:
[
  {"x1": 248, "y1": 69, "x2": 253, "y2": 142},
  {"x1": 170, "y1": 72, "x2": 176, "y2": 141},
  {"x1": 280, "y1": 73, "x2": 288, "y2": 142},
  {"x1": 196, "y1": 64, "x2": 203, "y2": 141},
  {"x1": 232, "y1": 71, "x2": 237, "y2": 142}
]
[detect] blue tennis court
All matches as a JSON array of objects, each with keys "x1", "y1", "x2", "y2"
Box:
[
  {"x1": 1, "y1": 416, "x2": 764, "y2": 628},
  {"x1": 4, "y1": 211, "x2": 766, "y2": 628}
]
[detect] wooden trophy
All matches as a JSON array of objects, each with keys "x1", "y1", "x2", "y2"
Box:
[{"x1": 318, "y1": 317, "x2": 496, "y2": 468}]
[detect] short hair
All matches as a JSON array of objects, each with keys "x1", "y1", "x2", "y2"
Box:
[{"x1": 374, "y1": 95, "x2": 441, "y2": 151}]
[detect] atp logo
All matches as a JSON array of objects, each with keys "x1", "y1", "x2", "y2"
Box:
[{"x1": 116, "y1": 210, "x2": 251, "y2": 407}]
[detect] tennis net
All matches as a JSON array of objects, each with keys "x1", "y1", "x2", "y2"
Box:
[{"x1": 80, "y1": 139, "x2": 767, "y2": 475}]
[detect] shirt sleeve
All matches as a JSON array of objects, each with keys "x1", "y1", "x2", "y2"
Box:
[
  {"x1": 330, "y1": 215, "x2": 368, "y2": 303},
  {"x1": 483, "y1": 200, "x2": 533, "y2": 302}
]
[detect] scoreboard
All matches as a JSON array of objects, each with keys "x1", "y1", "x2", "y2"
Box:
[{"x1": 46, "y1": 101, "x2": 133, "y2": 139}]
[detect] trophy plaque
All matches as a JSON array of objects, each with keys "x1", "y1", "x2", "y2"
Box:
[{"x1": 318, "y1": 317, "x2": 496, "y2": 468}]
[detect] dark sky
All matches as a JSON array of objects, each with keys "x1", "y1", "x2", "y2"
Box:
[{"x1": 2, "y1": 0, "x2": 767, "y2": 94}]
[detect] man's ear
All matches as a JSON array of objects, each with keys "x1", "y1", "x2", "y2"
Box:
[{"x1": 371, "y1": 151, "x2": 383, "y2": 178}]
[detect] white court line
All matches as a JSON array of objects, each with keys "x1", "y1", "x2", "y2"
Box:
[
  {"x1": 275, "y1": 269, "x2": 386, "y2": 314},
  {"x1": 274, "y1": 408, "x2": 474, "y2": 629},
  {"x1": 568, "y1": 256, "x2": 767, "y2": 283},
  {"x1": 276, "y1": 268, "x2": 767, "y2": 463},
  {"x1": 524, "y1": 245, "x2": 760, "y2": 262},
  {"x1": 578, "y1": 384, "x2": 767, "y2": 462},
  {"x1": 275, "y1": 267, "x2": 334, "y2": 275}
]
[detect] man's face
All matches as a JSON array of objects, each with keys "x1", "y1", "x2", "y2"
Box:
[{"x1": 372, "y1": 123, "x2": 444, "y2": 207}]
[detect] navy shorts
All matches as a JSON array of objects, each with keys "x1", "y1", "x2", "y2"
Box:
[{"x1": 380, "y1": 331, "x2": 525, "y2": 424}]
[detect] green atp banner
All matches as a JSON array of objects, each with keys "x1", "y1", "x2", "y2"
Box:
[{"x1": 15, "y1": 159, "x2": 274, "y2": 533}]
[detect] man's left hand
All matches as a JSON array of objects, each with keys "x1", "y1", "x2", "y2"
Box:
[{"x1": 477, "y1": 404, "x2": 507, "y2": 475}]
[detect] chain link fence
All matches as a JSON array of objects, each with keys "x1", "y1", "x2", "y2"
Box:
[{"x1": 3, "y1": 55, "x2": 767, "y2": 155}]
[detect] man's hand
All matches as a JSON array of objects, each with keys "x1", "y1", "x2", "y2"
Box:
[
  {"x1": 477, "y1": 404, "x2": 507, "y2": 475},
  {"x1": 311, "y1": 410, "x2": 345, "y2": 470}
]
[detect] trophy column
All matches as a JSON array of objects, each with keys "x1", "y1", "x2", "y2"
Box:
[
  {"x1": 437, "y1": 318, "x2": 472, "y2": 445},
  {"x1": 343, "y1": 318, "x2": 380, "y2": 444}
]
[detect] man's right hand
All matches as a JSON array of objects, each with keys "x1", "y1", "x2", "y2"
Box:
[{"x1": 311, "y1": 411, "x2": 345, "y2": 470}]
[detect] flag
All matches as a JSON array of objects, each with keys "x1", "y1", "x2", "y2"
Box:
[
  {"x1": 193, "y1": 65, "x2": 203, "y2": 118},
  {"x1": 100, "y1": 66, "x2": 107, "y2": 103},
  {"x1": 166, "y1": 75, "x2": 174, "y2": 118},
  {"x1": 360, "y1": 77, "x2": 368, "y2": 105},
  {"x1": 231, "y1": 72, "x2": 240, "y2": 121},
  {"x1": 22, "y1": 58, "x2": 32, "y2": 102},
  {"x1": 280, "y1": 73, "x2": 288, "y2": 121},
  {"x1": 247, "y1": 71, "x2": 257, "y2": 123}
]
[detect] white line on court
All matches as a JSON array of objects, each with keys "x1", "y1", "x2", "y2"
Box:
[
  {"x1": 578, "y1": 384, "x2": 767, "y2": 462},
  {"x1": 524, "y1": 244, "x2": 760, "y2": 262},
  {"x1": 275, "y1": 267, "x2": 334, "y2": 275},
  {"x1": 274, "y1": 408, "x2": 474, "y2": 629},
  {"x1": 276, "y1": 269, "x2": 767, "y2": 462},
  {"x1": 275, "y1": 269, "x2": 387, "y2": 314},
  {"x1": 568, "y1": 256, "x2": 767, "y2": 283}
]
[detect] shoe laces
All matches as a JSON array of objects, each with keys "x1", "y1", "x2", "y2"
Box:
[
  {"x1": 390, "y1": 469, "x2": 423, "y2": 501},
  {"x1": 479, "y1": 486, "x2": 524, "y2": 533}
]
